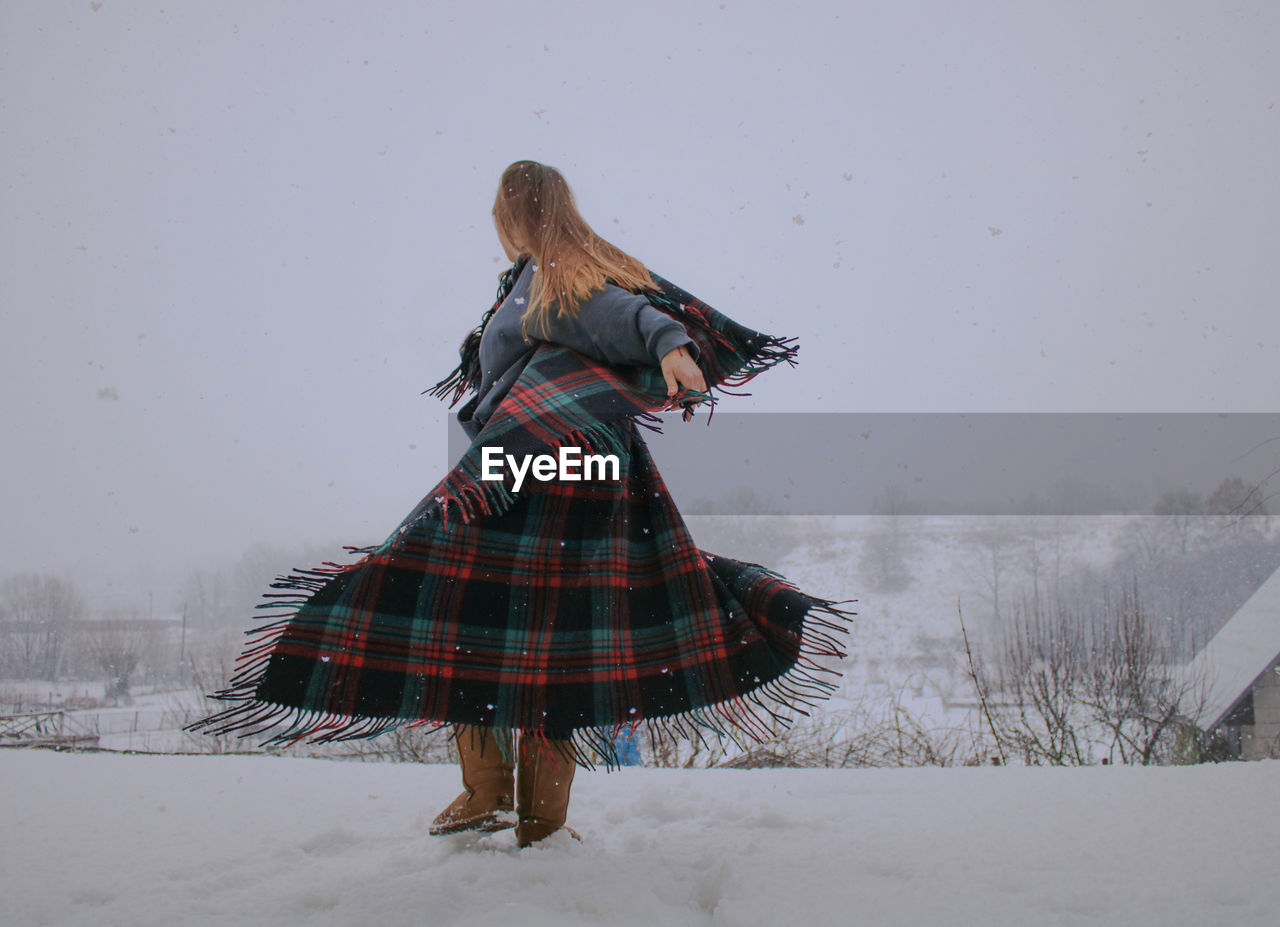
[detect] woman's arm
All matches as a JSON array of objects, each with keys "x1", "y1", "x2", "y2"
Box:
[{"x1": 532, "y1": 284, "x2": 701, "y2": 369}]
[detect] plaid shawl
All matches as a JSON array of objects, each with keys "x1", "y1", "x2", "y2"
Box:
[{"x1": 184, "y1": 256, "x2": 855, "y2": 768}]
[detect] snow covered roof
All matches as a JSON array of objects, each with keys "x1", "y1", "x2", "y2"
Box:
[{"x1": 1187, "y1": 565, "x2": 1280, "y2": 730}]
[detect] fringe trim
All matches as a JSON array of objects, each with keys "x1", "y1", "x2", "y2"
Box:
[
  {"x1": 639, "y1": 277, "x2": 802, "y2": 407},
  {"x1": 183, "y1": 569, "x2": 856, "y2": 771},
  {"x1": 422, "y1": 258, "x2": 528, "y2": 408}
]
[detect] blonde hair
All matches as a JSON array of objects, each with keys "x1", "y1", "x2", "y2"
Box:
[{"x1": 492, "y1": 160, "x2": 658, "y2": 339}]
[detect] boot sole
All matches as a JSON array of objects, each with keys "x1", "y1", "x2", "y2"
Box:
[{"x1": 429, "y1": 811, "x2": 517, "y2": 836}]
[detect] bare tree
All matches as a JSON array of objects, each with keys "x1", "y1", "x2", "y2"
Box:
[
  {"x1": 181, "y1": 540, "x2": 355, "y2": 630},
  {"x1": 1108, "y1": 514, "x2": 1280, "y2": 660},
  {"x1": 1115, "y1": 516, "x2": 1178, "y2": 567},
  {"x1": 963, "y1": 582, "x2": 1209, "y2": 766},
  {"x1": 181, "y1": 568, "x2": 234, "y2": 628},
  {"x1": 858, "y1": 484, "x2": 917, "y2": 593},
  {"x1": 1153, "y1": 488, "x2": 1205, "y2": 555},
  {"x1": 988, "y1": 596, "x2": 1090, "y2": 765},
  {"x1": 1206, "y1": 476, "x2": 1270, "y2": 537},
  {"x1": 1081, "y1": 583, "x2": 1208, "y2": 765},
  {"x1": 1019, "y1": 514, "x2": 1075, "y2": 611},
  {"x1": 960, "y1": 518, "x2": 1023, "y2": 626},
  {"x1": 0, "y1": 573, "x2": 86, "y2": 680},
  {"x1": 83, "y1": 617, "x2": 166, "y2": 701}
]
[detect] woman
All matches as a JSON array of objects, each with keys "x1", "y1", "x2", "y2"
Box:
[{"x1": 186, "y1": 160, "x2": 854, "y2": 849}]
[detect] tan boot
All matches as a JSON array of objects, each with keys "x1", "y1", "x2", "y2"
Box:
[
  {"x1": 515, "y1": 734, "x2": 581, "y2": 848},
  {"x1": 429, "y1": 725, "x2": 516, "y2": 835}
]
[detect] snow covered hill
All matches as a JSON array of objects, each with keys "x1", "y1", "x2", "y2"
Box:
[{"x1": 4, "y1": 751, "x2": 1277, "y2": 926}]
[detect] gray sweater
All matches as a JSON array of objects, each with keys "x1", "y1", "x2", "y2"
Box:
[{"x1": 459, "y1": 259, "x2": 697, "y2": 438}]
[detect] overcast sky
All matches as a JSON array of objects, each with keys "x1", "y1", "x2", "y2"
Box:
[{"x1": 2, "y1": 0, "x2": 1277, "y2": 612}]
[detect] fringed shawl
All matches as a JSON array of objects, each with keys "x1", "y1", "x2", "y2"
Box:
[{"x1": 182, "y1": 256, "x2": 854, "y2": 769}]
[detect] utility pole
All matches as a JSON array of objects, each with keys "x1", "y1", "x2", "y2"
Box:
[{"x1": 178, "y1": 603, "x2": 188, "y2": 684}]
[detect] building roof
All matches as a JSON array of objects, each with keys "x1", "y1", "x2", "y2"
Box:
[{"x1": 1187, "y1": 565, "x2": 1280, "y2": 730}]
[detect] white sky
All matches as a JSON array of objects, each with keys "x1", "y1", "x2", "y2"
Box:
[{"x1": 2, "y1": 0, "x2": 1278, "y2": 610}]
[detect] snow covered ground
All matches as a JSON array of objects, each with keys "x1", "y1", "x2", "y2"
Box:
[{"x1": 4, "y1": 750, "x2": 1277, "y2": 926}]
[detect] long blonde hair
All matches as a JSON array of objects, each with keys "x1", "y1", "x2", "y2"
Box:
[{"x1": 492, "y1": 160, "x2": 658, "y2": 339}]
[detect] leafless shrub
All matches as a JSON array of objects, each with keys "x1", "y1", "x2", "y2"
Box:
[
  {"x1": 986, "y1": 596, "x2": 1090, "y2": 765},
  {"x1": 961, "y1": 584, "x2": 1209, "y2": 766},
  {"x1": 167, "y1": 631, "x2": 256, "y2": 755},
  {"x1": 83, "y1": 617, "x2": 166, "y2": 701},
  {"x1": 0, "y1": 573, "x2": 86, "y2": 679},
  {"x1": 338, "y1": 723, "x2": 453, "y2": 764},
  {"x1": 858, "y1": 485, "x2": 918, "y2": 594},
  {"x1": 1206, "y1": 476, "x2": 1270, "y2": 532},
  {"x1": 959, "y1": 518, "x2": 1024, "y2": 626},
  {"x1": 1081, "y1": 583, "x2": 1209, "y2": 765},
  {"x1": 1152, "y1": 489, "x2": 1205, "y2": 555},
  {"x1": 701, "y1": 686, "x2": 983, "y2": 770},
  {"x1": 644, "y1": 722, "x2": 737, "y2": 769}
]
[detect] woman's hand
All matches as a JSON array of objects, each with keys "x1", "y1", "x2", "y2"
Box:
[{"x1": 660, "y1": 344, "x2": 707, "y2": 402}]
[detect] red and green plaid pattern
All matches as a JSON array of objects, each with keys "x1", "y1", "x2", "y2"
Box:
[{"x1": 184, "y1": 259, "x2": 855, "y2": 767}]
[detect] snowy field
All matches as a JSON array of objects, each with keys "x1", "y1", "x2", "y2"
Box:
[{"x1": 3, "y1": 750, "x2": 1277, "y2": 927}]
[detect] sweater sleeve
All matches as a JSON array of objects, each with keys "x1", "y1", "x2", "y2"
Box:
[{"x1": 531, "y1": 284, "x2": 699, "y2": 367}]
